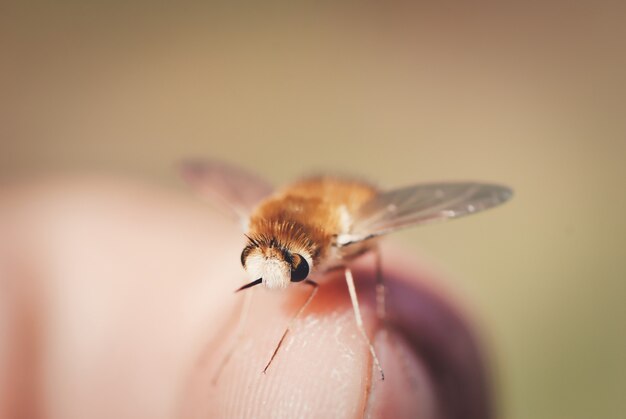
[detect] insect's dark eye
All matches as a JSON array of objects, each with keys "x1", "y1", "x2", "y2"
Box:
[
  {"x1": 240, "y1": 248, "x2": 250, "y2": 267},
  {"x1": 290, "y1": 254, "x2": 309, "y2": 282}
]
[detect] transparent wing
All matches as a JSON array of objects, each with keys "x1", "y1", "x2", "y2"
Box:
[
  {"x1": 336, "y1": 182, "x2": 513, "y2": 246},
  {"x1": 179, "y1": 159, "x2": 273, "y2": 224}
]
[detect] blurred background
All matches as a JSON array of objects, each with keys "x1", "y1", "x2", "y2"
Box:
[{"x1": 1, "y1": 2, "x2": 625, "y2": 418}]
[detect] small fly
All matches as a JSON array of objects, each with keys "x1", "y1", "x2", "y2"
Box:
[{"x1": 181, "y1": 159, "x2": 513, "y2": 381}]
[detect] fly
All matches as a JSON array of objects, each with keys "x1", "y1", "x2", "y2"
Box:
[{"x1": 181, "y1": 159, "x2": 513, "y2": 381}]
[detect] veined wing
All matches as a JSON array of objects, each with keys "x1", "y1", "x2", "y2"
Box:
[
  {"x1": 337, "y1": 182, "x2": 513, "y2": 246},
  {"x1": 180, "y1": 159, "x2": 273, "y2": 226}
]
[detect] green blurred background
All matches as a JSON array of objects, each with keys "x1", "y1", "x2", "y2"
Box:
[{"x1": 1, "y1": 2, "x2": 625, "y2": 418}]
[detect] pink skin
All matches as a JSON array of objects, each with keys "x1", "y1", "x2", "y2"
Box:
[{"x1": 0, "y1": 176, "x2": 492, "y2": 419}]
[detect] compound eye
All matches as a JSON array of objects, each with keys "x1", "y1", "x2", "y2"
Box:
[
  {"x1": 290, "y1": 254, "x2": 310, "y2": 282},
  {"x1": 240, "y1": 247, "x2": 250, "y2": 267}
]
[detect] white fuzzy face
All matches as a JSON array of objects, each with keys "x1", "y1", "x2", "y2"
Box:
[{"x1": 244, "y1": 253, "x2": 291, "y2": 290}]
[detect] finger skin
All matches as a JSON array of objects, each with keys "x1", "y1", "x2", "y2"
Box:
[{"x1": 0, "y1": 176, "x2": 491, "y2": 419}]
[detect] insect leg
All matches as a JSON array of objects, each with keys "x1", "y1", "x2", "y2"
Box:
[
  {"x1": 263, "y1": 279, "x2": 319, "y2": 374},
  {"x1": 374, "y1": 246, "x2": 386, "y2": 322},
  {"x1": 212, "y1": 287, "x2": 255, "y2": 385},
  {"x1": 344, "y1": 266, "x2": 385, "y2": 380}
]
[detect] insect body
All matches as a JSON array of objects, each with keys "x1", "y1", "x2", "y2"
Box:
[{"x1": 181, "y1": 159, "x2": 513, "y2": 379}]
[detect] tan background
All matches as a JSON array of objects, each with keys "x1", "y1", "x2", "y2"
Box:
[{"x1": 1, "y1": 3, "x2": 625, "y2": 419}]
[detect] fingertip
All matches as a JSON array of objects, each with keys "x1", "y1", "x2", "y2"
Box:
[
  {"x1": 182, "y1": 247, "x2": 492, "y2": 419},
  {"x1": 183, "y1": 264, "x2": 441, "y2": 419}
]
